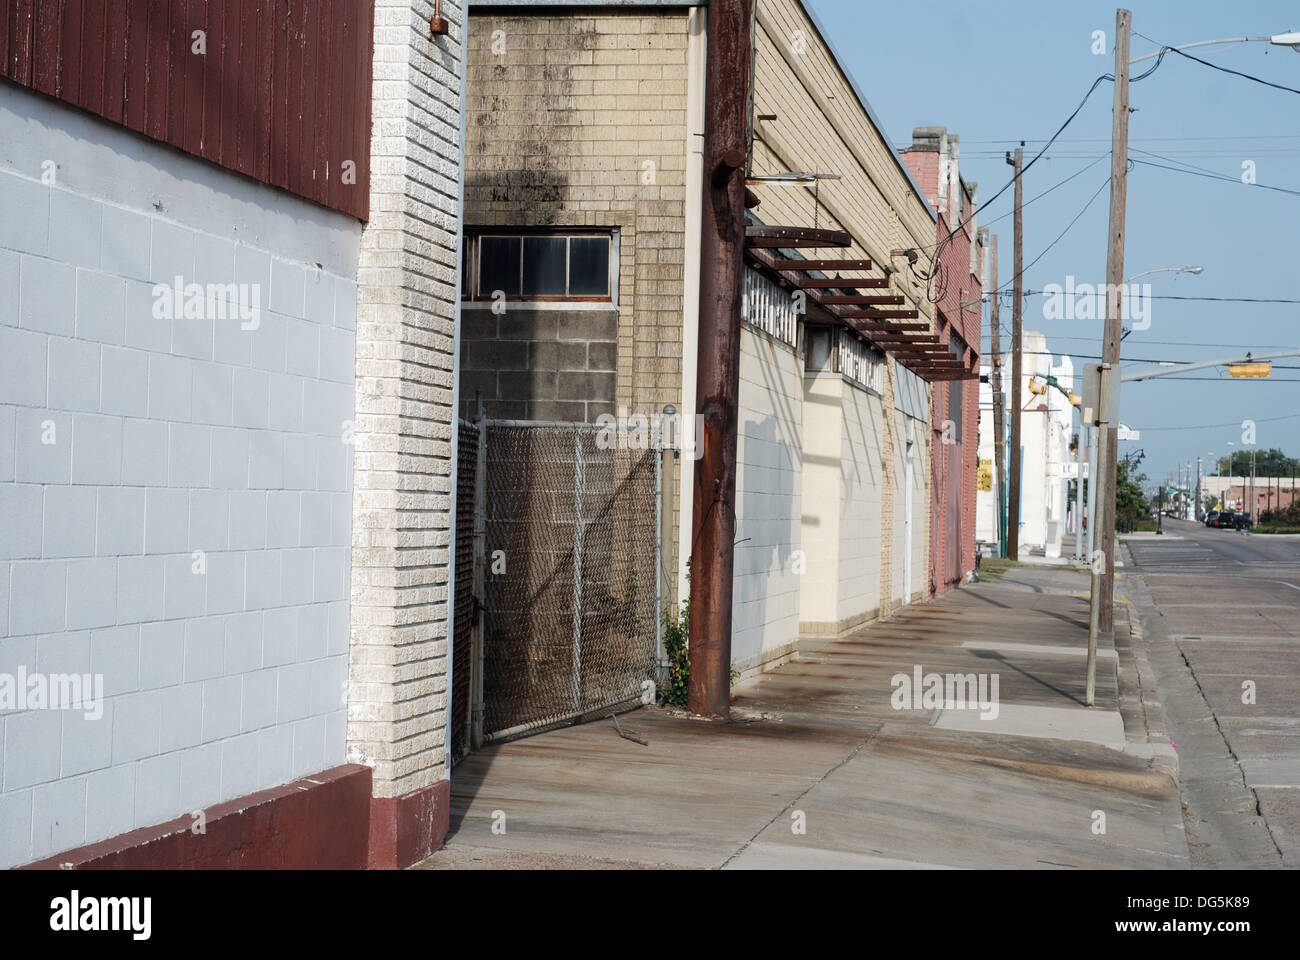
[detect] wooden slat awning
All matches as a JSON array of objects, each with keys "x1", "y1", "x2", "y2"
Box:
[
  {"x1": 836, "y1": 308, "x2": 921, "y2": 320},
  {"x1": 744, "y1": 226, "x2": 852, "y2": 249},
  {"x1": 797, "y1": 277, "x2": 889, "y2": 289},
  {"x1": 770, "y1": 258, "x2": 873, "y2": 271},
  {"x1": 742, "y1": 236, "x2": 979, "y2": 382}
]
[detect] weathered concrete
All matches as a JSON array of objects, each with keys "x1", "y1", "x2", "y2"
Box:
[{"x1": 418, "y1": 569, "x2": 1187, "y2": 869}]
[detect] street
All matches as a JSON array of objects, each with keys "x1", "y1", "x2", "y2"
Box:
[{"x1": 1124, "y1": 519, "x2": 1300, "y2": 867}]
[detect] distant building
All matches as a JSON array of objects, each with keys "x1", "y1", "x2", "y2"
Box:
[
  {"x1": 978, "y1": 333, "x2": 1075, "y2": 558},
  {"x1": 900, "y1": 128, "x2": 985, "y2": 593}
]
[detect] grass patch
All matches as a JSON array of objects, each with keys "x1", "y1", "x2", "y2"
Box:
[
  {"x1": 1255, "y1": 524, "x2": 1300, "y2": 535},
  {"x1": 976, "y1": 558, "x2": 1021, "y2": 581},
  {"x1": 1121, "y1": 518, "x2": 1159, "y2": 533}
]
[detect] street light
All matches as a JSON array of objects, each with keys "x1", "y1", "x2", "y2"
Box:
[
  {"x1": 1126, "y1": 266, "x2": 1203, "y2": 283},
  {"x1": 1131, "y1": 35, "x2": 1300, "y2": 65},
  {"x1": 1121, "y1": 266, "x2": 1203, "y2": 340}
]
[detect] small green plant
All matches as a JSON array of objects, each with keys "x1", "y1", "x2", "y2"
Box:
[{"x1": 658, "y1": 600, "x2": 690, "y2": 707}]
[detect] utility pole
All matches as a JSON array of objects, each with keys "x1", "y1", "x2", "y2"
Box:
[
  {"x1": 1086, "y1": 427, "x2": 1097, "y2": 560},
  {"x1": 1087, "y1": 8, "x2": 1131, "y2": 706},
  {"x1": 1005, "y1": 146, "x2": 1024, "y2": 561},
  {"x1": 1196, "y1": 456, "x2": 1203, "y2": 521},
  {"x1": 1094, "y1": 9, "x2": 1131, "y2": 654},
  {"x1": 1250, "y1": 446, "x2": 1257, "y2": 523},
  {"x1": 1074, "y1": 420, "x2": 1085, "y2": 559},
  {"x1": 687, "y1": 0, "x2": 752, "y2": 719},
  {"x1": 990, "y1": 237, "x2": 1006, "y2": 558}
]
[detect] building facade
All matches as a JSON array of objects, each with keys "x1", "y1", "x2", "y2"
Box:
[
  {"x1": 899, "y1": 127, "x2": 984, "y2": 594},
  {"x1": 462, "y1": 0, "x2": 968, "y2": 685},
  {"x1": 0, "y1": 0, "x2": 465, "y2": 870}
]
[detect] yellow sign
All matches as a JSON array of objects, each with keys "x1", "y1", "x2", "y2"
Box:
[
  {"x1": 977, "y1": 459, "x2": 993, "y2": 492},
  {"x1": 1228, "y1": 363, "x2": 1271, "y2": 378}
]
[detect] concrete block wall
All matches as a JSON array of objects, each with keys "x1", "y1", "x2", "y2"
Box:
[
  {"x1": 836, "y1": 384, "x2": 888, "y2": 623},
  {"x1": 733, "y1": 327, "x2": 803, "y2": 673},
  {"x1": 459, "y1": 306, "x2": 618, "y2": 422},
  {"x1": 348, "y1": 0, "x2": 464, "y2": 811},
  {"x1": 0, "y1": 85, "x2": 360, "y2": 869},
  {"x1": 797, "y1": 373, "x2": 843, "y2": 627}
]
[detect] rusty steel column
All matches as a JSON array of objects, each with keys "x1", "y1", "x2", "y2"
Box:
[{"x1": 687, "y1": 0, "x2": 751, "y2": 719}]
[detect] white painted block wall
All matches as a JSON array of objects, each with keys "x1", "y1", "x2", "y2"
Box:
[
  {"x1": 733, "y1": 327, "x2": 803, "y2": 671},
  {"x1": 0, "y1": 86, "x2": 360, "y2": 868},
  {"x1": 837, "y1": 385, "x2": 887, "y2": 621}
]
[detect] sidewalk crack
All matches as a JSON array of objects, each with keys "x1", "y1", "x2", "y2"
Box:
[{"x1": 720, "y1": 726, "x2": 881, "y2": 868}]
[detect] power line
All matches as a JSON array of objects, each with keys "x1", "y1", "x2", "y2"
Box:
[
  {"x1": 1131, "y1": 157, "x2": 1300, "y2": 198},
  {"x1": 991, "y1": 175, "x2": 1112, "y2": 295},
  {"x1": 982, "y1": 335, "x2": 1299, "y2": 349},
  {"x1": 1136, "y1": 32, "x2": 1300, "y2": 97},
  {"x1": 916, "y1": 61, "x2": 1149, "y2": 299},
  {"x1": 1013, "y1": 290, "x2": 1300, "y2": 305},
  {"x1": 913, "y1": 157, "x2": 1107, "y2": 253},
  {"x1": 1140, "y1": 411, "x2": 1300, "y2": 430},
  {"x1": 963, "y1": 134, "x2": 1300, "y2": 144}
]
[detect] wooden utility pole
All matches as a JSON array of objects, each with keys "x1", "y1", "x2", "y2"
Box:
[
  {"x1": 687, "y1": 0, "x2": 752, "y2": 719},
  {"x1": 989, "y1": 237, "x2": 1006, "y2": 557},
  {"x1": 1006, "y1": 146, "x2": 1024, "y2": 561},
  {"x1": 1096, "y1": 8, "x2": 1131, "y2": 640}
]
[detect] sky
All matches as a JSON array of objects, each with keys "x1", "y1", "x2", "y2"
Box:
[{"x1": 807, "y1": 0, "x2": 1300, "y2": 486}]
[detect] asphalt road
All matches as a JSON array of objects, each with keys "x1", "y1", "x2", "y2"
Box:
[{"x1": 1124, "y1": 518, "x2": 1300, "y2": 868}]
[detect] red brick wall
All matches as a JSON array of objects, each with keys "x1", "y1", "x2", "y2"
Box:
[{"x1": 901, "y1": 143, "x2": 982, "y2": 595}]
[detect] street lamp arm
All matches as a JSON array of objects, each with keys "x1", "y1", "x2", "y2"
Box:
[
  {"x1": 1130, "y1": 37, "x2": 1271, "y2": 65},
  {"x1": 1125, "y1": 266, "x2": 1203, "y2": 283}
]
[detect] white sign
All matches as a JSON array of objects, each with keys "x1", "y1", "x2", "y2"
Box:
[
  {"x1": 1060, "y1": 463, "x2": 1090, "y2": 479},
  {"x1": 1117, "y1": 425, "x2": 1140, "y2": 441}
]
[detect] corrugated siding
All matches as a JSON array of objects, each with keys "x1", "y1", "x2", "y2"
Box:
[{"x1": 1, "y1": 0, "x2": 373, "y2": 220}]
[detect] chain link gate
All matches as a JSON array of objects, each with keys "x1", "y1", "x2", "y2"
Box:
[
  {"x1": 449, "y1": 418, "x2": 480, "y2": 767},
  {"x1": 450, "y1": 419, "x2": 662, "y2": 754}
]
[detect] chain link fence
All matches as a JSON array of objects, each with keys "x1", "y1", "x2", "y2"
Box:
[
  {"x1": 451, "y1": 419, "x2": 662, "y2": 750},
  {"x1": 449, "y1": 418, "x2": 480, "y2": 767}
]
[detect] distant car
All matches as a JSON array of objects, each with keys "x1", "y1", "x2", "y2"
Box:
[
  {"x1": 1212, "y1": 512, "x2": 1235, "y2": 528},
  {"x1": 1237, "y1": 512, "x2": 1253, "y2": 530},
  {"x1": 1205, "y1": 510, "x2": 1220, "y2": 527}
]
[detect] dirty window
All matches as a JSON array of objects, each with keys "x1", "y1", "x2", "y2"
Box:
[
  {"x1": 569, "y1": 237, "x2": 610, "y2": 296},
  {"x1": 479, "y1": 236, "x2": 521, "y2": 296},
  {"x1": 465, "y1": 232, "x2": 614, "y2": 301},
  {"x1": 522, "y1": 236, "x2": 567, "y2": 296}
]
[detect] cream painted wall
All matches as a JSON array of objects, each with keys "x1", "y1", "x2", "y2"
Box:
[{"x1": 733, "y1": 327, "x2": 804, "y2": 672}]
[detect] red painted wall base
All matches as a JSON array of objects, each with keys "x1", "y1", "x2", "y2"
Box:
[
  {"x1": 367, "y1": 779, "x2": 451, "y2": 870},
  {"x1": 23, "y1": 764, "x2": 373, "y2": 870}
]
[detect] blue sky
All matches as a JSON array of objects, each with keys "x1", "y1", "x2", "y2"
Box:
[{"x1": 808, "y1": 0, "x2": 1300, "y2": 484}]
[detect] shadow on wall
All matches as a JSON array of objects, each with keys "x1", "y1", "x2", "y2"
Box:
[
  {"x1": 738, "y1": 412, "x2": 797, "y2": 671},
  {"x1": 735, "y1": 337, "x2": 801, "y2": 671}
]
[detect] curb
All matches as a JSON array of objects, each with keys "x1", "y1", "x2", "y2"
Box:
[{"x1": 1114, "y1": 543, "x2": 1179, "y2": 786}]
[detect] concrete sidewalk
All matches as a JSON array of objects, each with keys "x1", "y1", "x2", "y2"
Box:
[{"x1": 417, "y1": 568, "x2": 1188, "y2": 869}]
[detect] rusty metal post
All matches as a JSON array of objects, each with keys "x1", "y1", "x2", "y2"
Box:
[{"x1": 687, "y1": 0, "x2": 752, "y2": 719}]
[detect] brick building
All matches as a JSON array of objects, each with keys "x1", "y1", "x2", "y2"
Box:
[
  {"x1": 0, "y1": 0, "x2": 465, "y2": 870},
  {"x1": 900, "y1": 128, "x2": 984, "y2": 594}
]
